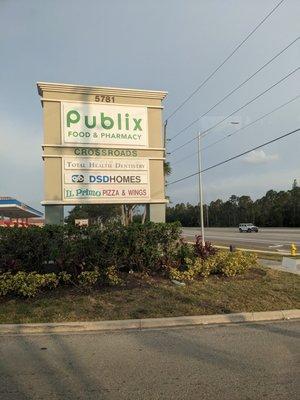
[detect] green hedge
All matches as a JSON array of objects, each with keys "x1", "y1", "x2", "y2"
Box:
[
  {"x1": 0, "y1": 222, "x2": 182, "y2": 276},
  {"x1": 0, "y1": 224, "x2": 260, "y2": 298}
]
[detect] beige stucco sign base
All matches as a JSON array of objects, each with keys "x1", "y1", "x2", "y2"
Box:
[{"x1": 37, "y1": 82, "x2": 168, "y2": 224}]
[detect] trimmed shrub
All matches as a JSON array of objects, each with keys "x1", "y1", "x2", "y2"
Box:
[
  {"x1": 0, "y1": 272, "x2": 14, "y2": 296},
  {"x1": 176, "y1": 239, "x2": 195, "y2": 264},
  {"x1": 194, "y1": 235, "x2": 217, "y2": 259},
  {"x1": 169, "y1": 250, "x2": 258, "y2": 282},
  {"x1": 58, "y1": 271, "x2": 72, "y2": 284},
  {"x1": 169, "y1": 257, "x2": 211, "y2": 281},
  {"x1": 201, "y1": 250, "x2": 228, "y2": 275},
  {"x1": 215, "y1": 251, "x2": 258, "y2": 277},
  {"x1": 77, "y1": 269, "x2": 100, "y2": 287},
  {"x1": 103, "y1": 266, "x2": 122, "y2": 286},
  {"x1": 201, "y1": 250, "x2": 258, "y2": 277},
  {"x1": 0, "y1": 272, "x2": 59, "y2": 298}
]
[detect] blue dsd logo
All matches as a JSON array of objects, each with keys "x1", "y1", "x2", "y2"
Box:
[
  {"x1": 70, "y1": 174, "x2": 143, "y2": 184},
  {"x1": 71, "y1": 174, "x2": 85, "y2": 183}
]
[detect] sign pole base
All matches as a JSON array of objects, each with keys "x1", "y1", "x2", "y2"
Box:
[
  {"x1": 148, "y1": 204, "x2": 166, "y2": 223},
  {"x1": 44, "y1": 205, "x2": 64, "y2": 225}
]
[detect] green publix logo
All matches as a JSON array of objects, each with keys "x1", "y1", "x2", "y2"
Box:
[
  {"x1": 67, "y1": 110, "x2": 142, "y2": 131},
  {"x1": 67, "y1": 110, "x2": 143, "y2": 131},
  {"x1": 66, "y1": 110, "x2": 145, "y2": 142}
]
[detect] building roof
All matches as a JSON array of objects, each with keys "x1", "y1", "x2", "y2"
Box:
[
  {"x1": 37, "y1": 81, "x2": 168, "y2": 100},
  {"x1": 0, "y1": 197, "x2": 43, "y2": 219}
]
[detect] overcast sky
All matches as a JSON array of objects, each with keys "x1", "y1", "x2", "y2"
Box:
[{"x1": 0, "y1": 0, "x2": 299, "y2": 211}]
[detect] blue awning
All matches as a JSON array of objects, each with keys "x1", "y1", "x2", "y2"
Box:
[{"x1": 0, "y1": 197, "x2": 43, "y2": 219}]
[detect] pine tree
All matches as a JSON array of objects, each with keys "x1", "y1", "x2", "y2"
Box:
[{"x1": 292, "y1": 179, "x2": 298, "y2": 190}]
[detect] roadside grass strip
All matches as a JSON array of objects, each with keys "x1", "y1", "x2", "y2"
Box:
[{"x1": 0, "y1": 266, "x2": 299, "y2": 325}]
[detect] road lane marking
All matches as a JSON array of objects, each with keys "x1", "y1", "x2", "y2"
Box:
[
  {"x1": 183, "y1": 235, "x2": 299, "y2": 246},
  {"x1": 182, "y1": 233, "x2": 300, "y2": 246}
]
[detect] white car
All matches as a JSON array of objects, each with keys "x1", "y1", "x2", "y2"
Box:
[{"x1": 239, "y1": 223, "x2": 258, "y2": 233}]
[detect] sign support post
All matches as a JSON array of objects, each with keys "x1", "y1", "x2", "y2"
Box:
[{"x1": 44, "y1": 205, "x2": 64, "y2": 225}]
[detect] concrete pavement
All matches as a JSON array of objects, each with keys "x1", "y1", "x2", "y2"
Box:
[
  {"x1": 182, "y1": 227, "x2": 300, "y2": 252},
  {"x1": 0, "y1": 320, "x2": 299, "y2": 399},
  {"x1": 260, "y1": 259, "x2": 300, "y2": 275}
]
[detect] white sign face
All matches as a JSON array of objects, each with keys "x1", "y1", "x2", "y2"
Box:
[
  {"x1": 61, "y1": 102, "x2": 148, "y2": 147},
  {"x1": 64, "y1": 185, "x2": 150, "y2": 202},
  {"x1": 63, "y1": 157, "x2": 148, "y2": 171},
  {"x1": 64, "y1": 171, "x2": 148, "y2": 185},
  {"x1": 62, "y1": 157, "x2": 150, "y2": 203}
]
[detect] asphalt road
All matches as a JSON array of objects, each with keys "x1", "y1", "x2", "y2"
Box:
[
  {"x1": 0, "y1": 321, "x2": 299, "y2": 399},
  {"x1": 182, "y1": 227, "x2": 300, "y2": 252}
]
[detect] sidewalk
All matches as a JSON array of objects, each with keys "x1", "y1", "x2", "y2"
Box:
[{"x1": 260, "y1": 259, "x2": 300, "y2": 275}]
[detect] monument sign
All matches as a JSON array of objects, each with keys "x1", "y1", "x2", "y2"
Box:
[{"x1": 37, "y1": 82, "x2": 167, "y2": 224}]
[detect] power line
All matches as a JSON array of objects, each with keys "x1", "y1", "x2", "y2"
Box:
[
  {"x1": 164, "y1": 0, "x2": 286, "y2": 122},
  {"x1": 169, "y1": 67, "x2": 299, "y2": 154},
  {"x1": 170, "y1": 67, "x2": 299, "y2": 153},
  {"x1": 171, "y1": 36, "x2": 299, "y2": 140},
  {"x1": 171, "y1": 94, "x2": 300, "y2": 166},
  {"x1": 167, "y1": 127, "x2": 300, "y2": 186}
]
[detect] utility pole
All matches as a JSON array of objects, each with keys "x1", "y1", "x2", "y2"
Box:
[
  {"x1": 196, "y1": 120, "x2": 238, "y2": 244},
  {"x1": 197, "y1": 133, "x2": 205, "y2": 246},
  {"x1": 206, "y1": 204, "x2": 209, "y2": 227}
]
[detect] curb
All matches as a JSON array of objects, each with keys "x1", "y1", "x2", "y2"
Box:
[
  {"x1": 186, "y1": 241, "x2": 299, "y2": 256},
  {"x1": 0, "y1": 309, "x2": 299, "y2": 335}
]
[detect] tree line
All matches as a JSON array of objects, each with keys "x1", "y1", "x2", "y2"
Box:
[{"x1": 166, "y1": 180, "x2": 300, "y2": 227}]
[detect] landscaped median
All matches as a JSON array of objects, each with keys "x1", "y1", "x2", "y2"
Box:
[{"x1": 0, "y1": 223, "x2": 299, "y2": 325}]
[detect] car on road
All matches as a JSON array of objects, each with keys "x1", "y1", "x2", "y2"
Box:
[{"x1": 239, "y1": 223, "x2": 259, "y2": 233}]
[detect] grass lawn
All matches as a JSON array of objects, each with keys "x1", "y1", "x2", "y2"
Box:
[{"x1": 0, "y1": 265, "x2": 299, "y2": 324}]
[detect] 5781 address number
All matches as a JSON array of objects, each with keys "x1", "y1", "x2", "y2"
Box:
[{"x1": 95, "y1": 95, "x2": 115, "y2": 103}]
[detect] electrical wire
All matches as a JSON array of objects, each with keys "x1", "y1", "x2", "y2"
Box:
[
  {"x1": 171, "y1": 94, "x2": 300, "y2": 166},
  {"x1": 167, "y1": 127, "x2": 300, "y2": 186},
  {"x1": 164, "y1": 0, "x2": 286, "y2": 122},
  {"x1": 171, "y1": 36, "x2": 299, "y2": 140},
  {"x1": 169, "y1": 67, "x2": 299, "y2": 154}
]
